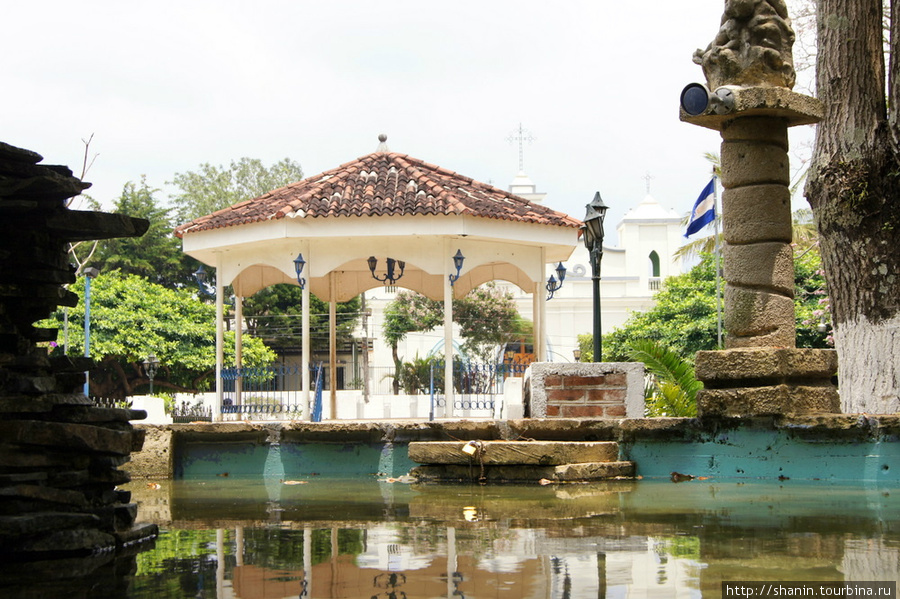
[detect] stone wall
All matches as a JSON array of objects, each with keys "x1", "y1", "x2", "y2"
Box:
[
  {"x1": 0, "y1": 141, "x2": 154, "y2": 569},
  {"x1": 527, "y1": 363, "x2": 644, "y2": 418}
]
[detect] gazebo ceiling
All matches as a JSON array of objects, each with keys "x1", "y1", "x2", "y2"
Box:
[{"x1": 175, "y1": 143, "x2": 582, "y2": 301}]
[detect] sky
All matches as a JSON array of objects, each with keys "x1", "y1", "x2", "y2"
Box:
[{"x1": 4, "y1": 1, "x2": 816, "y2": 245}]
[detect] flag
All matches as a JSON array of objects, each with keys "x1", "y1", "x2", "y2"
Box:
[{"x1": 685, "y1": 178, "x2": 716, "y2": 238}]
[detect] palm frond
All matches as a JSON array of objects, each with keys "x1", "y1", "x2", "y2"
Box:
[{"x1": 624, "y1": 339, "x2": 701, "y2": 417}]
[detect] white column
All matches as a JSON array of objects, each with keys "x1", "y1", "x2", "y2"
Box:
[
  {"x1": 447, "y1": 527, "x2": 458, "y2": 599},
  {"x1": 537, "y1": 248, "x2": 547, "y2": 361},
  {"x1": 329, "y1": 273, "x2": 337, "y2": 420},
  {"x1": 303, "y1": 528, "x2": 313, "y2": 597},
  {"x1": 234, "y1": 294, "x2": 243, "y2": 408},
  {"x1": 216, "y1": 528, "x2": 225, "y2": 598},
  {"x1": 443, "y1": 241, "x2": 455, "y2": 417},
  {"x1": 235, "y1": 526, "x2": 244, "y2": 567},
  {"x1": 215, "y1": 255, "x2": 224, "y2": 422},
  {"x1": 302, "y1": 279, "x2": 311, "y2": 420}
]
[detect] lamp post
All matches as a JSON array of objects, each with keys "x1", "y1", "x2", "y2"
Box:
[
  {"x1": 82, "y1": 266, "x2": 100, "y2": 397},
  {"x1": 143, "y1": 354, "x2": 160, "y2": 395},
  {"x1": 583, "y1": 192, "x2": 608, "y2": 362},
  {"x1": 545, "y1": 262, "x2": 567, "y2": 300},
  {"x1": 193, "y1": 265, "x2": 215, "y2": 297}
]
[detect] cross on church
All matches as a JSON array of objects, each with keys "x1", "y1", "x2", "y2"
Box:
[
  {"x1": 507, "y1": 123, "x2": 535, "y2": 171},
  {"x1": 642, "y1": 172, "x2": 654, "y2": 194}
]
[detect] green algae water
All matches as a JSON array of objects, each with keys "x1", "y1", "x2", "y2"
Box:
[{"x1": 124, "y1": 479, "x2": 899, "y2": 598}]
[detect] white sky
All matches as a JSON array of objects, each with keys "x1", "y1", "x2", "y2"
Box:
[{"x1": 3, "y1": 1, "x2": 816, "y2": 244}]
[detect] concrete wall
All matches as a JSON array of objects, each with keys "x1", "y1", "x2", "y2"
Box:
[{"x1": 126, "y1": 415, "x2": 900, "y2": 483}]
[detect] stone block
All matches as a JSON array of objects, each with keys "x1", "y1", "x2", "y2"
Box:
[
  {"x1": 15, "y1": 528, "x2": 117, "y2": 554},
  {"x1": 695, "y1": 347, "x2": 838, "y2": 383},
  {"x1": 0, "y1": 484, "x2": 88, "y2": 509},
  {"x1": 0, "y1": 512, "x2": 99, "y2": 538},
  {"x1": 0, "y1": 420, "x2": 136, "y2": 456},
  {"x1": 553, "y1": 461, "x2": 635, "y2": 481},
  {"x1": 722, "y1": 185, "x2": 792, "y2": 244},
  {"x1": 408, "y1": 440, "x2": 619, "y2": 466},
  {"x1": 697, "y1": 384, "x2": 840, "y2": 417},
  {"x1": 723, "y1": 242, "x2": 794, "y2": 295},
  {"x1": 412, "y1": 463, "x2": 558, "y2": 482},
  {"x1": 721, "y1": 141, "x2": 789, "y2": 188},
  {"x1": 723, "y1": 286, "x2": 795, "y2": 347},
  {"x1": 721, "y1": 116, "x2": 790, "y2": 145}
]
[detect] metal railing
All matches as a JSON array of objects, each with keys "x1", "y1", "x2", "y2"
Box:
[
  {"x1": 430, "y1": 361, "x2": 529, "y2": 415},
  {"x1": 218, "y1": 361, "x2": 528, "y2": 419},
  {"x1": 92, "y1": 397, "x2": 132, "y2": 409},
  {"x1": 172, "y1": 400, "x2": 212, "y2": 423}
]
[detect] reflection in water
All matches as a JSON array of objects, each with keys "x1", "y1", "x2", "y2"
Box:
[{"x1": 125, "y1": 479, "x2": 900, "y2": 598}]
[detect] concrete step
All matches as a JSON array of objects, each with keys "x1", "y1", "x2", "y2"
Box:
[
  {"x1": 408, "y1": 440, "x2": 620, "y2": 466},
  {"x1": 553, "y1": 461, "x2": 635, "y2": 481},
  {"x1": 411, "y1": 460, "x2": 636, "y2": 483}
]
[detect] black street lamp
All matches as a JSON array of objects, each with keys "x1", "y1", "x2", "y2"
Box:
[
  {"x1": 143, "y1": 354, "x2": 160, "y2": 395},
  {"x1": 583, "y1": 191, "x2": 608, "y2": 362},
  {"x1": 192, "y1": 265, "x2": 214, "y2": 297}
]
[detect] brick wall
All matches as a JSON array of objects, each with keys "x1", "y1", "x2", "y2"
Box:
[
  {"x1": 528, "y1": 363, "x2": 644, "y2": 418},
  {"x1": 544, "y1": 373, "x2": 629, "y2": 418}
]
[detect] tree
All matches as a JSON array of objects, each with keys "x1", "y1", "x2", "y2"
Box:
[
  {"x1": 454, "y1": 283, "x2": 524, "y2": 362},
  {"x1": 381, "y1": 283, "x2": 523, "y2": 393},
  {"x1": 241, "y1": 284, "x2": 361, "y2": 353},
  {"x1": 49, "y1": 271, "x2": 276, "y2": 398},
  {"x1": 600, "y1": 252, "x2": 831, "y2": 362},
  {"x1": 93, "y1": 177, "x2": 195, "y2": 289},
  {"x1": 67, "y1": 134, "x2": 103, "y2": 277},
  {"x1": 169, "y1": 157, "x2": 304, "y2": 223},
  {"x1": 604, "y1": 256, "x2": 721, "y2": 361},
  {"x1": 804, "y1": 0, "x2": 900, "y2": 413}
]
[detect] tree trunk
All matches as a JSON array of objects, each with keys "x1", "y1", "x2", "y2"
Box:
[{"x1": 806, "y1": 0, "x2": 900, "y2": 413}]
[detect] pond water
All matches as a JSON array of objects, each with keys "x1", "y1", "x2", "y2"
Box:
[{"x1": 123, "y1": 478, "x2": 899, "y2": 598}]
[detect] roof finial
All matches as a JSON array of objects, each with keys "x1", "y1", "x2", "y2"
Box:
[{"x1": 376, "y1": 134, "x2": 389, "y2": 153}]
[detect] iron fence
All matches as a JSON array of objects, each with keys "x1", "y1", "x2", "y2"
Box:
[
  {"x1": 218, "y1": 361, "x2": 528, "y2": 418},
  {"x1": 92, "y1": 397, "x2": 132, "y2": 409},
  {"x1": 430, "y1": 361, "x2": 529, "y2": 414},
  {"x1": 172, "y1": 400, "x2": 212, "y2": 423}
]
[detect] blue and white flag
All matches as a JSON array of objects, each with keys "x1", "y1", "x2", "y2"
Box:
[{"x1": 685, "y1": 178, "x2": 716, "y2": 238}]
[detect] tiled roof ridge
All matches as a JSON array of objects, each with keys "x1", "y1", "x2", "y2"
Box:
[{"x1": 174, "y1": 150, "x2": 581, "y2": 238}]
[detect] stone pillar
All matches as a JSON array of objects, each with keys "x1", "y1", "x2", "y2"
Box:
[
  {"x1": 720, "y1": 115, "x2": 795, "y2": 348},
  {"x1": 681, "y1": 1, "x2": 839, "y2": 417}
]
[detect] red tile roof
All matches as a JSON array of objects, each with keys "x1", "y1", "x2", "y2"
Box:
[{"x1": 174, "y1": 151, "x2": 581, "y2": 237}]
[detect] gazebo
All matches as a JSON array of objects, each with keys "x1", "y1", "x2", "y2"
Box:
[{"x1": 175, "y1": 137, "x2": 582, "y2": 420}]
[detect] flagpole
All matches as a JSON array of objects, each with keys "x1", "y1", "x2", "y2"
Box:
[{"x1": 712, "y1": 174, "x2": 723, "y2": 348}]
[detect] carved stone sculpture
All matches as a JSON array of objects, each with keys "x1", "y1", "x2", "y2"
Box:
[{"x1": 693, "y1": 0, "x2": 797, "y2": 89}]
